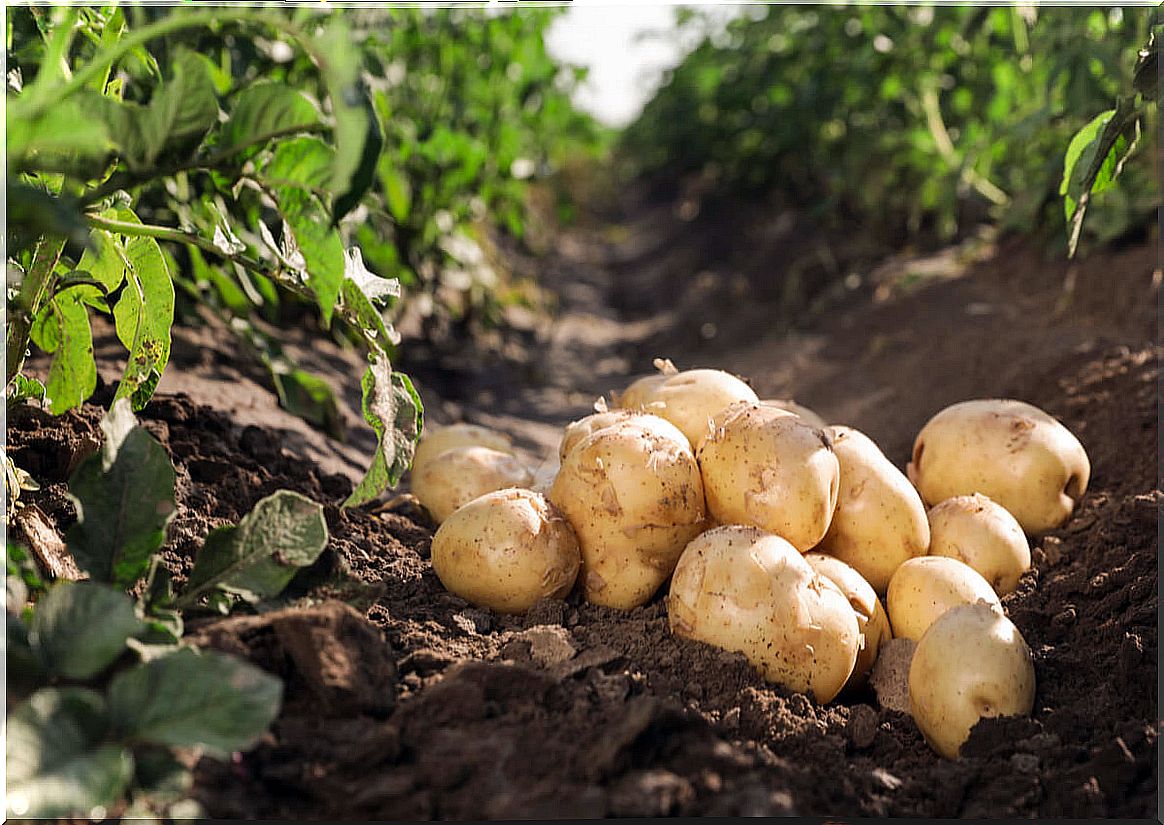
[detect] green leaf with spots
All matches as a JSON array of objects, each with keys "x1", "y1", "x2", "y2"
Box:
[
  {"x1": 33, "y1": 289, "x2": 97, "y2": 415},
  {"x1": 343, "y1": 355, "x2": 423, "y2": 508},
  {"x1": 179, "y1": 489, "x2": 329, "y2": 607}
]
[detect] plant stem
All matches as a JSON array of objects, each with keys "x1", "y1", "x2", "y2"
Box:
[
  {"x1": 6, "y1": 236, "x2": 67, "y2": 388},
  {"x1": 83, "y1": 214, "x2": 381, "y2": 353},
  {"x1": 920, "y1": 86, "x2": 1011, "y2": 208}
]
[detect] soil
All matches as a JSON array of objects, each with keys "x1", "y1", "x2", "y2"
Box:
[{"x1": 8, "y1": 190, "x2": 1159, "y2": 818}]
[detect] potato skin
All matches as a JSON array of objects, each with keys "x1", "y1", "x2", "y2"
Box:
[
  {"x1": 412, "y1": 422, "x2": 514, "y2": 475},
  {"x1": 761, "y1": 399, "x2": 828, "y2": 429},
  {"x1": 909, "y1": 603, "x2": 1035, "y2": 758},
  {"x1": 613, "y1": 373, "x2": 668, "y2": 410},
  {"x1": 640, "y1": 368, "x2": 759, "y2": 448},
  {"x1": 431, "y1": 488, "x2": 580, "y2": 614},
  {"x1": 559, "y1": 411, "x2": 688, "y2": 463},
  {"x1": 907, "y1": 399, "x2": 1090, "y2": 534},
  {"x1": 411, "y1": 446, "x2": 533, "y2": 524},
  {"x1": 668, "y1": 527, "x2": 859, "y2": 703},
  {"x1": 927, "y1": 494, "x2": 1031, "y2": 595},
  {"x1": 816, "y1": 426, "x2": 930, "y2": 594},
  {"x1": 697, "y1": 402, "x2": 839, "y2": 551},
  {"x1": 886, "y1": 556, "x2": 1001, "y2": 641},
  {"x1": 804, "y1": 552, "x2": 892, "y2": 688},
  {"x1": 549, "y1": 422, "x2": 706, "y2": 610}
]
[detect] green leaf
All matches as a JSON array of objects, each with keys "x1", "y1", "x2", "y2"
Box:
[
  {"x1": 7, "y1": 92, "x2": 113, "y2": 172},
  {"x1": 340, "y1": 247, "x2": 400, "y2": 355},
  {"x1": 140, "y1": 557, "x2": 183, "y2": 644},
  {"x1": 316, "y1": 19, "x2": 371, "y2": 202},
  {"x1": 333, "y1": 96, "x2": 383, "y2": 222},
  {"x1": 1061, "y1": 97, "x2": 1142, "y2": 257},
  {"x1": 7, "y1": 180, "x2": 91, "y2": 251},
  {"x1": 102, "y1": 47, "x2": 219, "y2": 171},
  {"x1": 343, "y1": 356, "x2": 423, "y2": 508},
  {"x1": 220, "y1": 82, "x2": 320, "y2": 155},
  {"x1": 281, "y1": 191, "x2": 346, "y2": 327},
  {"x1": 132, "y1": 747, "x2": 192, "y2": 802},
  {"x1": 188, "y1": 245, "x2": 250, "y2": 315},
  {"x1": 107, "y1": 647, "x2": 282, "y2": 758},
  {"x1": 6, "y1": 688, "x2": 134, "y2": 818},
  {"x1": 8, "y1": 611, "x2": 46, "y2": 696},
  {"x1": 378, "y1": 161, "x2": 412, "y2": 222},
  {"x1": 37, "y1": 290, "x2": 97, "y2": 416},
  {"x1": 272, "y1": 367, "x2": 344, "y2": 440},
  {"x1": 263, "y1": 135, "x2": 336, "y2": 193},
  {"x1": 28, "y1": 581, "x2": 142, "y2": 680},
  {"x1": 76, "y1": 228, "x2": 128, "y2": 295},
  {"x1": 66, "y1": 398, "x2": 177, "y2": 588},
  {"x1": 108, "y1": 212, "x2": 175, "y2": 410},
  {"x1": 180, "y1": 489, "x2": 329, "y2": 607},
  {"x1": 8, "y1": 374, "x2": 47, "y2": 406}
]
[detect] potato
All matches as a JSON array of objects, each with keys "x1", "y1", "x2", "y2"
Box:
[
  {"x1": 613, "y1": 373, "x2": 668, "y2": 410},
  {"x1": 411, "y1": 446, "x2": 533, "y2": 524},
  {"x1": 413, "y1": 422, "x2": 514, "y2": 475},
  {"x1": 886, "y1": 556, "x2": 1001, "y2": 641},
  {"x1": 697, "y1": 402, "x2": 839, "y2": 551},
  {"x1": 668, "y1": 526, "x2": 860, "y2": 703},
  {"x1": 638, "y1": 368, "x2": 760, "y2": 447},
  {"x1": 927, "y1": 494, "x2": 1031, "y2": 595},
  {"x1": 559, "y1": 410, "x2": 688, "y2": 463},
  {"x1": 909, "y1": 602, "x2": 1035, "y2": 758},
  {"x1": 761, "y1": 399, "x2": 827, "y2": 429},
  {"x1": 549, "y1": 421, "x2": 705, "y2": 610},
  {"x1": 816, "y1": 426, "x2": 930, "y2": 593},
  {"x1": 804, "y1": 553, "x2": 892, "y2": 688},
  {"x1": 907, "y1": 399, "x2": 1090, "y2": 534},
  {"x1": 431, "y1": 488, "x2": 580, "y2": 614}
]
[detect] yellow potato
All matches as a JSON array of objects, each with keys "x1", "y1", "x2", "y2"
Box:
[
  {"x1": 886, "y1": 556, "x2": 1001, "y2": 641},
  {"x1": 804, "y1": 552, "x2": 892, "y2": 689},
  {"x1": 816, "y1": 426, "x2": 930, "y2": 594},
  {"x1": 431, "y1": 488, "x2": 581, "y2": 614},
  {"x1": 761, "y1": 399, "x2": 828, "y2": 429},
  {"x1": 412, "y1": 422, "x2": 514, "y2": 475},
  {"x1": 909, "y1": 602, "x2": 1035, "y2": 758},
  {"x1": 668, "y1": 526, "x2": 860, "y2": 703},
  {"x1": 927, "y1": 494, "x2": 1031, "y2": 595},
  {"x1": 612, "y1": 373, "x2": 668, "y2": 410},
  {"x1": 411, "y1": 446, "x2": 532, "y2": 524},
  {"x1": 558, "y1": 410, "x2": 687, "y2": 463},
  {"x1": 549, "y1": 421, "x2": 705, "y2": 610},
  {"x1": 907, "y1": 399, "x2": 1090, "y2": 534},
  {"x1": 639, "y1": 368, "x2": 759, "y2": 448},
  {"x1": 697, "y1": 401, "x2": 839, "y2": 551}
]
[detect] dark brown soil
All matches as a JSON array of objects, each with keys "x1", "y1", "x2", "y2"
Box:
[{"x1": 7, "y1": 201, "x2": 1158, "y2": 818}]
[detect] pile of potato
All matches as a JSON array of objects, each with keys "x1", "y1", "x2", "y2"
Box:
[{"x1": 412, "y1": 358, "x2": 1090, "y2": 760}]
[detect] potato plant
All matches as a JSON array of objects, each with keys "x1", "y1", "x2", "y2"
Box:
[{"x1": 7, "y1": 401, "x2": 334, "y2": 818}]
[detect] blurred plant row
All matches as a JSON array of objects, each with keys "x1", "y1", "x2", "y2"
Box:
[{"x1": 622, "y1": 5, "x2": 1158, "y2": 253}]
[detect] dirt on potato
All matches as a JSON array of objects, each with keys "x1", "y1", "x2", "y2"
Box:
[{"x1": 8, "y1": 200, "x2": 1158, "y2": 818}]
